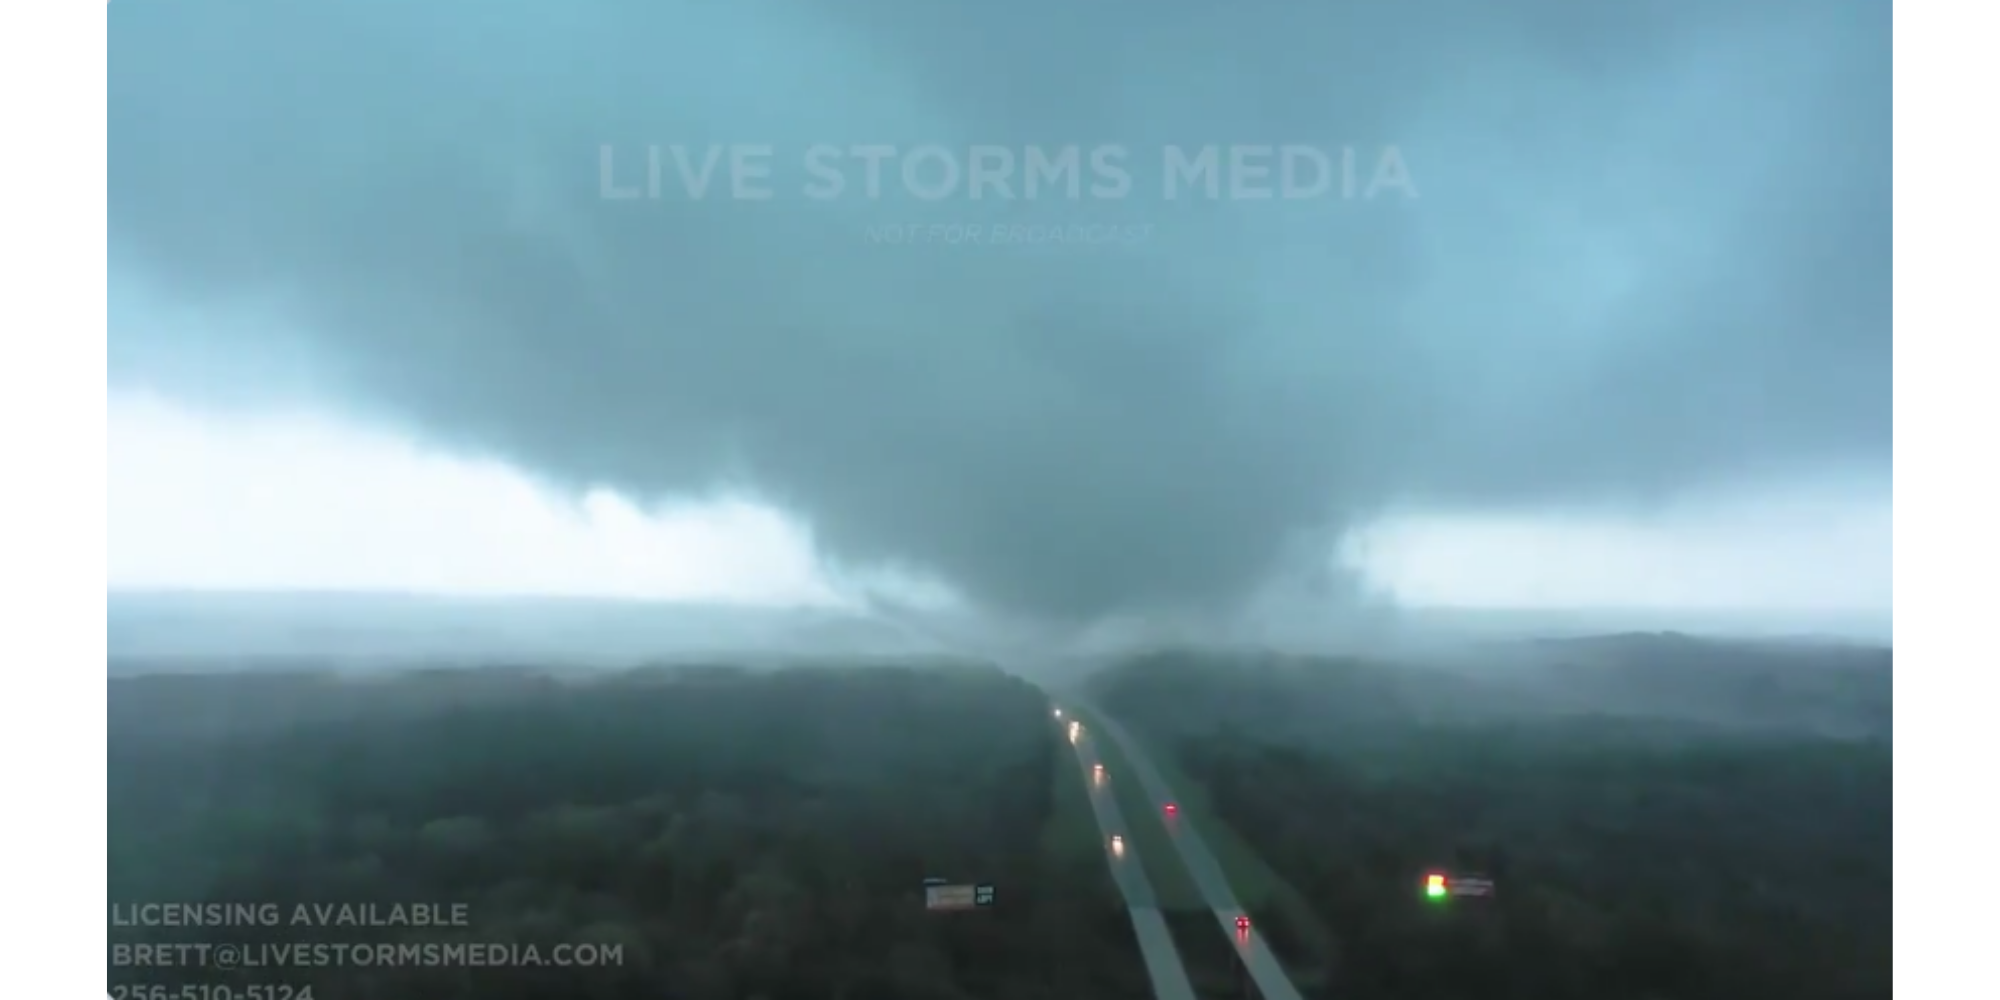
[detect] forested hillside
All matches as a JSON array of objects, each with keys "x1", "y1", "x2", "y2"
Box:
[{"x1": 110, "y1": 663, "x2": 1143, "y2": 1000}]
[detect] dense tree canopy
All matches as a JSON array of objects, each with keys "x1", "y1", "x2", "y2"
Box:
[
  {"x1": 1089, "y1": 641, "x2": 1891, "y2": 1000},
  {"x1": 110, "y1": 634, "x2": 1890, "y2": 1000},
  {"x1": 110, "y1": 664, "x2": 1145, "y2": 1000}
]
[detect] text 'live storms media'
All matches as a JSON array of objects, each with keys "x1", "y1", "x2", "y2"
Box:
[{"x1": 601, "y1": 143, "x2": 1417, "y2": 202}]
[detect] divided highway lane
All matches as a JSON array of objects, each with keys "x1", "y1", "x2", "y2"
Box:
[
  {"x1": 1087, "y1": 706, "x2": 1308, "y2": 1000},
  {"x1": 1054, "y1": 709, "x2": 1198, "y2": 1000}
]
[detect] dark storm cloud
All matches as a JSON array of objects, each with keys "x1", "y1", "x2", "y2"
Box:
[{"x1": 107, "y1": 0, "x2": 1890, "y2": 622}]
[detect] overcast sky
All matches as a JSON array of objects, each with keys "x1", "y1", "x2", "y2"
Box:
[
  {"x1": 109, "y1": 390, "x2": 1890, "y2": 623},
  {"x1": 107, "y1": 0, "x2": 1890, "y2": 631}
]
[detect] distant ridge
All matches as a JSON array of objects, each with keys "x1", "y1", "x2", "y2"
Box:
[{"x1": 107, "y1": 589, "x2": 937, "y2": 672}]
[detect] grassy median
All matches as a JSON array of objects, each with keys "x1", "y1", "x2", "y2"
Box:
[
  {"x1": 1066, "y1": 704, "x2": 1207, "y2": 912},
  {"x1": 1081, "y1": 705, "x2": 1338, "y2": 987}
]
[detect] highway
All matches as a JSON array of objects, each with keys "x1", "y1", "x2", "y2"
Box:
[
  {"x1": 1056, "y1": 710, "x2": 1199, "y2": 1000},
  {"x1": 1087, "y1": 706, "x2": 1309, "y2": 1000}
]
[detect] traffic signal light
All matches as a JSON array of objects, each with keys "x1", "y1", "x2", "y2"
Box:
[{"x1": 1424, "y1": 873, "x2": 1448, "y2": 899}]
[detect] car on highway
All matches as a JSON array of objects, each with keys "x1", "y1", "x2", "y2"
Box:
[
  {"x1": 1163, "y1": 801, "x2": 1178, "y2": 816},
  {"x1": 1236, "y1": 914, "x2": 1251, "y2": 931},
  {"x1": 1110, "y1": 834, "x2": 1124, "y2": 855}
]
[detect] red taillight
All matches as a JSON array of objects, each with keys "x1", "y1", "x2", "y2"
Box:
[
  {"x1": 1236, "y1": 916, "x2": 1250, "y2": 929},
  {"x1": 1164, "y1": 803, "x2": 1178, "y2": 814}
]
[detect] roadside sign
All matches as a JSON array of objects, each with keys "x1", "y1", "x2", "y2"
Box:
[
  {"x1": 1422, "y1": 871, "x2": 1496, "y2": 900},
  {"x1": 924, "y1": 882, "x2": 996, "y2": 910},
  {"x1": 925, "y1": 884, "x2": 978, "y2": 910},
  {"x1": 1452, "y1": 877, "x2": 1495, "y2": 897}
]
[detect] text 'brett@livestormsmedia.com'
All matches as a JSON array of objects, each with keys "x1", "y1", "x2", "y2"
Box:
[
  {"x1": 110, "y1": 902, "x2": 625, "y2": 970},
  {"x1": 599, "y1": 142, "x2": 1417, "y2": 244}
]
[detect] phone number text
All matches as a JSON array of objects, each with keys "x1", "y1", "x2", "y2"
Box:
[{"x1": 111, "y1": 985, "x2": 314, "y2": 1000}]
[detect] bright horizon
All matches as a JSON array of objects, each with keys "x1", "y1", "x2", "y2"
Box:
[{"x1": 110, "y1": 390, "x2": 1891, "y2": 630}]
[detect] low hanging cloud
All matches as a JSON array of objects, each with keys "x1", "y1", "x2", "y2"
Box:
[{"x1": 107, "y1": 0, "x2": 1890, "y2": 624}]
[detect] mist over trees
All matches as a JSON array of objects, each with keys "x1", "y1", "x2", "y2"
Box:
[
  {"x1": 1087, "y1": 637, "x2": 1891, "y2": 1000},
  {"x1": 109, "y1": 632, "x2": 1889, "y2": 1000},
  {"x1": 110, "y1": 663, "x2": 1145, "y2": 1000}
]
